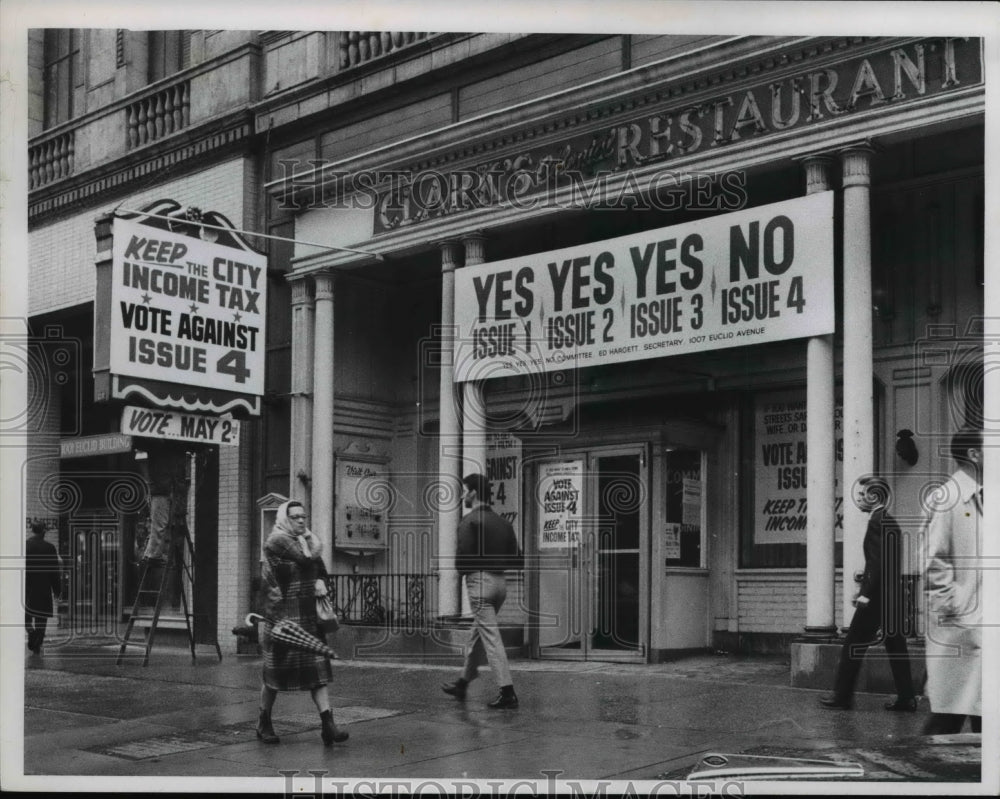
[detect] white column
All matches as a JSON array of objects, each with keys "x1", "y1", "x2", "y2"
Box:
[
  {"x1": 311, "y1": 271, "x2": 336, "y2": 569},
  {"x1": 840, "y1": 144, "x2": 876, "y2": 630},
  {"x1": 437, "y1": 241, "x2": 463, "y2": 617},
  {"x1": 462, "y1": 233, "x2": 487, "y2": 477},
  {"x1": 802, "y1": 157, "x2": 837, "y2": 636},
  {"x1": 289, "y1": 275, "x2": 315, "y2": 511}
]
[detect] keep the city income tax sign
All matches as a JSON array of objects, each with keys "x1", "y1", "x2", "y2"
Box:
[
  {"x1": 453, "y1": 191, "x2": 833, "y2": 381},
  {"x1": 109, "y1": 217, "x2": 267, "y2": 396}
]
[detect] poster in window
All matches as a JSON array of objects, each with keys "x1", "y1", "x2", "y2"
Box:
[
  {"x1": 665, "y1": 449, "x2": 703, "y2": 567},
  {"x1": 486, "y1": 432, "x2": 521, "y2": 548},
  {"x1": 664, "y1": 523, "x2": 682, "y2": 560},
  {"x1": 754, "y1": 390, "x2": 843, "y2": 545},
  {"x1": 538, "y1": 460, "x2": 583, "y2": 549}
]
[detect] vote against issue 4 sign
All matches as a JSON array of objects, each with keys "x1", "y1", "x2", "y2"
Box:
[
  {"x1": 453, "y1": 191, "x2": 833, "y2": 382},
  {"x1": 109, "y1": 218, "x2": 267, "y2": 396},
  {"x1": 122, "y1": 405, "x2": 241, "y2": 446}
]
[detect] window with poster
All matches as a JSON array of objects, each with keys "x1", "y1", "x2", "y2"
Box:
[
  {"x1": 663, "y1": 448, "x2": 705, "y2": 568},
  {"x1": 740, "y1": 389, "x2": 845, "y2": 568}
]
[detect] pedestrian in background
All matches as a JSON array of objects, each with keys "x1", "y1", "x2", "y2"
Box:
[
  {"x1": 820, "y1": 475, "x2": 916, "y2": 711},
  {"x1": 256, "y1": 500, "x2": 348, "y2": 746},
  {"x1": 923, "y1": 427, "x2": 983, "y2": 735},
  {"x1": 442, "y1": 473, "x2": 522, "y2": 709},
  {"x1": 25, "y1": 521, "x2": 62, "y2": 654}
]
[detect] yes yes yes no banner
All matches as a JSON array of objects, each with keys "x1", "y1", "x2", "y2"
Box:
[{"x1": 454, "y1": 191, "x2": 833, "y2": 382}]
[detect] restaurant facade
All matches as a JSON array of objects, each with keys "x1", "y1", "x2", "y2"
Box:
[{"x1": 25, "y1": 30, "x2": 984, "y2": 660}]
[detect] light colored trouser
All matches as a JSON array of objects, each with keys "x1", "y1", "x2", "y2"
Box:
[{"x1": 461, "y1": 571, "x2": 512, "y2": 688}]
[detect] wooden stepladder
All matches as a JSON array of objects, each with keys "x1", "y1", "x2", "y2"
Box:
[{"x1": 117, "y1": 502, "x2": 222, "y2": 666}]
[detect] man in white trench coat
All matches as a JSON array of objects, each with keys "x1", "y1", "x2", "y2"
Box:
[{"x1": 923, "y1": 426, "x2": 983, "y2": 735}]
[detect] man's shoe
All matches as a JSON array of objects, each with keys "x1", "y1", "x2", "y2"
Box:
[
  {"x1": 884, "y1": 696, "x2": 918, "y2": 712},
  {"x1": 819, "y1": 695, "x2": 851, "y2": 710},
  {"x1": 488, "y1": 687, "x2": 519, "y2": 710},
  {"x1": 442, "y1": 679, "x2": 467, "y2": 701}
]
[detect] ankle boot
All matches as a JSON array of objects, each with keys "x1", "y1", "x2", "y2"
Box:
[
  {"x1": 256, "y1": 709, "x2": 279, "y2": 744},
  {"x1": 320, "y1": 709, "x2": 349, "y2": 745},
  {"x1": 488, "y1": 685, "x2": 519, "y2": 710}
]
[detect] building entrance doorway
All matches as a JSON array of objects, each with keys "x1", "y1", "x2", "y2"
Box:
[{"x1": 532, "y1": 444, "x2": 648, "y2": 662}]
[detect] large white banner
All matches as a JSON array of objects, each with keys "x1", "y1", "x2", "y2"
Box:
[
  {"x1": 109, "y1": 218, "x2": 267, "y2": 396},
  {"x1": 454, "y1": 192, "x2": 833, "y2": 381}
]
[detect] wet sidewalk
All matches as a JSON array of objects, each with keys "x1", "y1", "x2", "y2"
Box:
[{"x1": 17, "y1": 638, "x2": 985, "y2": 790}]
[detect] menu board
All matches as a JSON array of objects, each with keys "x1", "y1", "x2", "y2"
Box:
[{"x1": 335, "y1": 458, "x2": 389, "y2": 552}]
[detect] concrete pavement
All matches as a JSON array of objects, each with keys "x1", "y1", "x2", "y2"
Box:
[{"x1": 15, "y1": 636, "x2": 986, "y2": 792}]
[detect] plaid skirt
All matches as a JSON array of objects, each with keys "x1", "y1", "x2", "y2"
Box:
[{"x1": 261, "y1": 573, "x2": 332, "y2": 691}]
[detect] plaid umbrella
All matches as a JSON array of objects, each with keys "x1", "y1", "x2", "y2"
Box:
[{"x1": 246, "y1": 612, "x2": 339, "y2": 660}]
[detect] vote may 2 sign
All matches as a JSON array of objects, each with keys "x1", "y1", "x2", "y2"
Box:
[
  {"x1": 109, "y1": 218, "x2": 267, "y2": 396},
  {"x1": 453, "y1": 191, "x2": 833, "y2": 381}
]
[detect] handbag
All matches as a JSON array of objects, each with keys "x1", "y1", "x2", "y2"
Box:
[{"x1": 316, "y1": 594, "x2": 340, "y2": 633}]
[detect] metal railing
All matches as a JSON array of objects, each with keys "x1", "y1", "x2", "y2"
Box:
[{"x1": 326, "y1": 573, "x2": 432, "y2": 630}]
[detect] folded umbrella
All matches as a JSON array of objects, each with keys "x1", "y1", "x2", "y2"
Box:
[{"x1": 246, "y1": 612, "x2": 339, "y2": 660}]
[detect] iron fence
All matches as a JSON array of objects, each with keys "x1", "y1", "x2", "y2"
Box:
[{"x1": 325, "y1": 573, "x2": 433, "y2": 631}]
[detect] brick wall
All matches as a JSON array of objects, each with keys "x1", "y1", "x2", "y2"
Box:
[
  {"x1": 737, "y1": 571, "x2": 846, "y2": 633},
  {"x1": 28, "y1": 158, "x2": 248, "y2": 316},
  {"x1": 216, "y1": 427, "x2": 256, "y2": 653},
  {"x1": 29, "y1": 157, "x2": 254, "y2": 651}
]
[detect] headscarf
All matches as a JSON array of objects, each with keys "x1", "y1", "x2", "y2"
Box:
[
  {"x1": 272, "y1": 500, "x2": 322, "y2": 559},
  {"x1": 260, "y1": 500, "x2": 320, "y2": 618}
]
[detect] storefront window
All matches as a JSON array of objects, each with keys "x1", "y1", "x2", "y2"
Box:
[{"x1": 663, "y1": 448, "x2": 703, "y2": 568}]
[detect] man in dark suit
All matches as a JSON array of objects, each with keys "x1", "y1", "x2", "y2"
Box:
[
  {"x1": 25, "y1": 521, "x2": 62, "y2": 654},
  {"x1": 442, "y1": 473, "x2": 522, "y2": 709},
  {"x1": 820, "y1": 475, "x2": 916, "y2": 711}
]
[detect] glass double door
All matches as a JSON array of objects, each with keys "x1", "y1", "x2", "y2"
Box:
[{"x1": 534, "y1": 445, "x2": 647, "y2": 661}]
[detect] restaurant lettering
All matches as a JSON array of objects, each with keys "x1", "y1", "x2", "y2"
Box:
[{"x1": 374, "y1": 38, "x2": 978, "y2": 233}]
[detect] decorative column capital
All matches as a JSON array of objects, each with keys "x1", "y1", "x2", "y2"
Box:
[
  {"x1": 839, "y1": 141, "x2": 878, "y2": 188},
  {"x1": 438, "y1": 240, "x2": 462, "y2": 273},
  {"x1": 289, "y1": 274, "x2": 314, "y2": 306},
  {"x1": 462, "y1": 232, "x2": 487, "y2": 266},
  {"x1": 313, "y1": 270, "x2": 336, "y2": 301},
  {"x1": 796, "y1": 154, "x2": 834, "y2": 195}
]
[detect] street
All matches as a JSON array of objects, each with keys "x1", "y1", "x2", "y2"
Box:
[{"x1": 18, "y1": 638, "x2": 983, "y2": 791}]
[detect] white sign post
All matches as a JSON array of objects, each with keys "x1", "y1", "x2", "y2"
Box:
[{"x1": 454, "y1": 192, "x2": 834, "y2": 382}]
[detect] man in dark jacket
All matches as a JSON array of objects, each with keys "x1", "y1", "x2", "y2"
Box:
[
  {"x1": 25, "y1": 521, "x2": 62, "y2": 654},
  {"x1": 442, "y1": 473, "x2": 522, "y2": 709},
  {"x1": 820, "y1": 475, "x2": 916, "y2": 711}
]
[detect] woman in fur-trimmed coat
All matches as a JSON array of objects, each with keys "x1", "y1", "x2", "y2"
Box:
[{"x1": 255, "y1": 500, "x2": 347, "y2": 746}]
